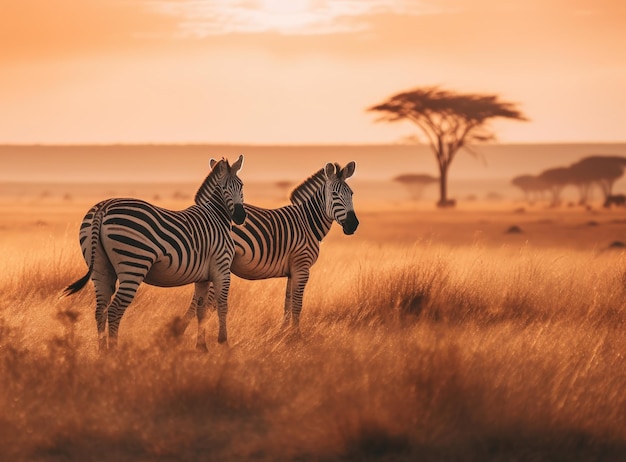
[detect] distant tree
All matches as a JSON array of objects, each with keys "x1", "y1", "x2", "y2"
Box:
[
  {"x1": 368, "y1": 86, "x2": 528, "y2": 208},
  {"x1": 566, "y1": 164, "x2": 596, "y2": 205},
  {"x1": 275, "y1": 180, "x2": 294, "y2": 199},
  {"x1": 393, "y1": 173, "x2": 438, "y2": 201},
  {"x1": 604, "y1": 194, "x2": 626, "y2": 208},
  {"x1": 511, "y1": 174, "x2": 548, "y2": 203},
  {"x1": 538, "y1": 167, "x2": 572, "y2": 207},
  {"x1": 569, "y1": 156, "x2": 626, "y2": 202},
  {"x1": 275, "y1": 180, "x2": 293, "y2": 190}
]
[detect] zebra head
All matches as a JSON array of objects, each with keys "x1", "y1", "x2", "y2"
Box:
[
  {"x1": 209, "y1": 155, "x2": 247, "y2": 225},
  {"x1": 323, "y1": 161, "x2": 359, "y2": 235}
]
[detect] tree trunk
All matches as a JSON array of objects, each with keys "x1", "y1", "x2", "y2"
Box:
[{"x1": 437, "y1": 163, "x2": 455, "y2": 208}]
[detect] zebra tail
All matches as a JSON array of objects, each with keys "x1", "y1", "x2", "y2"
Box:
[
  {"x1": 62, "y1": 200, "x2": 107, "y2": 297},
  {"x1": 62, "y1": 268, "x2": 93, "y2": 296}
]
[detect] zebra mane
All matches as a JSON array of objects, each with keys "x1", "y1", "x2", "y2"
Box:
[
  {"x1": 289, "y1": 163, "x2": 339, "y2": 205},
  {"x1": 194, "y1": 158, "x2": 228, "y2": 205}
]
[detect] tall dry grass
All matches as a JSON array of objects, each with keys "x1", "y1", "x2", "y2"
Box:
[{"x1": 2, "y1": 206, "x2": 626, "y2": 461}]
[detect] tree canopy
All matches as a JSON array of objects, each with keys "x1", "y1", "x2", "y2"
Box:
[
  {"x1": 393, "y1": 173, "x2": 438, "y2": 201},
  {"x1": 369, "y1": 86, "x2": 527, "y2": 207},
  {"x1": 512, "y1": 155, "x2": 626, "y2": 206},
  {"x1": 537, "y1": 167, "x2": 572, "y2": 206},
  {"x1": 393, "y1": 173, "x2": 439, "y2": 185},
  {"x1": 511, "y1": 174, "x2": 548, "y2": 202},
  {"x1": 569, "y1": 156, "x2": 626, "y2": 201}
]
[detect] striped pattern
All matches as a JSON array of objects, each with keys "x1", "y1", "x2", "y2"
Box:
[
  {"x1": 182, "y1": 161, "x2": 358, "y2": 331},
  {"x1": 63, "y1": 156, "x2": 245, "y2": 351}
]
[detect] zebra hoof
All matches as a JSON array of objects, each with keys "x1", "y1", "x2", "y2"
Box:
[{"x1": 195, "y1": 342, "x2": 208, "y2": 353}]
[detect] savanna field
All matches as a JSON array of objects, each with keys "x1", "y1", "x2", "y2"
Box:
[{"x1": 2, "y1": 157, "x2": 626, "y2": 461}]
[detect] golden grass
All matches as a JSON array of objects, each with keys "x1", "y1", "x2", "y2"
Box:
[{"x1": 2, "y1": 197, "x2": 626, "y2": 461}]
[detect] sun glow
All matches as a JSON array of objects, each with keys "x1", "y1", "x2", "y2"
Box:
[
  {"x1": 148, "y1": 0, "x2": 449, "y2": 37},
  {"x1": 260, "y1": 0, "x2": 311, "y2": 15},
  {"x1": 254, "y1": 0, "x2": 319, "y2": 33}
]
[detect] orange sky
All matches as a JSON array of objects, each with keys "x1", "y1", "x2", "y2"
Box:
[{"x1": 1, "y1": 0, "x2": 625, "y2": 144}]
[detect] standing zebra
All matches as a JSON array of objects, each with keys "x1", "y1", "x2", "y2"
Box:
[
  {"x1": 63, "y1": 156, "x2": 246, "y2": 351},
  {"x1": 180, "y1": 161, "x2": 358, "y2": 334}
]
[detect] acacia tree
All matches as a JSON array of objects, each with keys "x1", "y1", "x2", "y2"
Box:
[
  {"x1": 570, "y1": 156, "x2": 626, "y2": 202},
  {"x1": 393, "y1": 173, "x2": 438, "y2": 201},
  {"x1": 511, "y1": 174, "x2": 548, "y2": 203},
  {"x1": 537, "y1": 167, "x2": 572, "y2": 207},
  {"x1": 368, "y1": 87, "x2": 528, "y2": 207}
]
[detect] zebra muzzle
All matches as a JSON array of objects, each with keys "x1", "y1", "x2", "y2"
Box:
[
  {"x1": 341, "y1": 211, "x2": 359, "y2": 235},
  {"x1": 232, "y1": 204, "x2": 247, "y2": 225}
]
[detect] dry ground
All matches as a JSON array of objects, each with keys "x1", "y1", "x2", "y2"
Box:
[{"x1": 2, "y1": 186, "x2": 626, "y2": 461}]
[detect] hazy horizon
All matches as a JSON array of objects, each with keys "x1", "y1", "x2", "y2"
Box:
[{"x1": 2, "y1": 143, "x2": 626, "y2": 186}]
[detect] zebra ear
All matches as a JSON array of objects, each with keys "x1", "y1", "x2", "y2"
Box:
[
  {"x1": 231, "y1": 154, "x2": 244, "y2": 174},
  {"x1": 210, "y1": 158, "x2": 227, "y2": 176},
  {"x1": 324, "y1": 163, "x2": 336, "y2": 180},
  {"x1": 340, "y1": 161, "x2": 356, "y2": 180}
]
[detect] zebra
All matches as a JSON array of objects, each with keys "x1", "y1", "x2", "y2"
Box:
[
  {"x1": 180, "y1": 161, "x2": 359, "y2": 334},
  {"x1": 62, "y1": 155, "x2": 246, "y2": 351}
]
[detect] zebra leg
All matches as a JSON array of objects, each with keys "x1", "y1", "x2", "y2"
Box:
[
  {"x1": 91, "y1": 270, "x2": 116, "y2": 351},
  {"x1": 282, "y1": 277, "x2": 292, "y2": 328},
  {"x1": 189, "y1": 281, "x2": 213, "y2": 352},
  {"x1": 90, "y1": 248, "x2": 116, "y2": 351},
  {"x1": 180, "y1": 281, "x2": 209, "y2": 336},
  {"x1": 211, "y1": 273, "x2": 231, "y2": 345},
  {"x1": 205, "y1": 283, "x2": 216, "y2": 312},
  {"x1": 289, "y1": 269, "x2": 309, "y2": 329},
  {"x1": 106, "y1": 276, "x2": 145, "y2": 349}
]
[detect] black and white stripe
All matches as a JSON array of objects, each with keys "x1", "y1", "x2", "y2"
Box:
[
  {"x1": 181, "y1": 161, "x2": 358, "y2": 332},
  {"x1": 63, "y1": 156, "x2": 246, "y2": 351}
]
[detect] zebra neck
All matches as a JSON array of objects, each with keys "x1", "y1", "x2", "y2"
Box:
[
  {"x1": 195, "y1": 174, "x2": 221, "y2": 205},
  {"x1": 299, "y1": 189, "x2": 334, "y2": 242},
  {"x1": 194, "y1": 173, "x2": 230, "y2": 222},
  {"x1": 202, "y1": 191, "x2": 230, "y2": 222}
]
